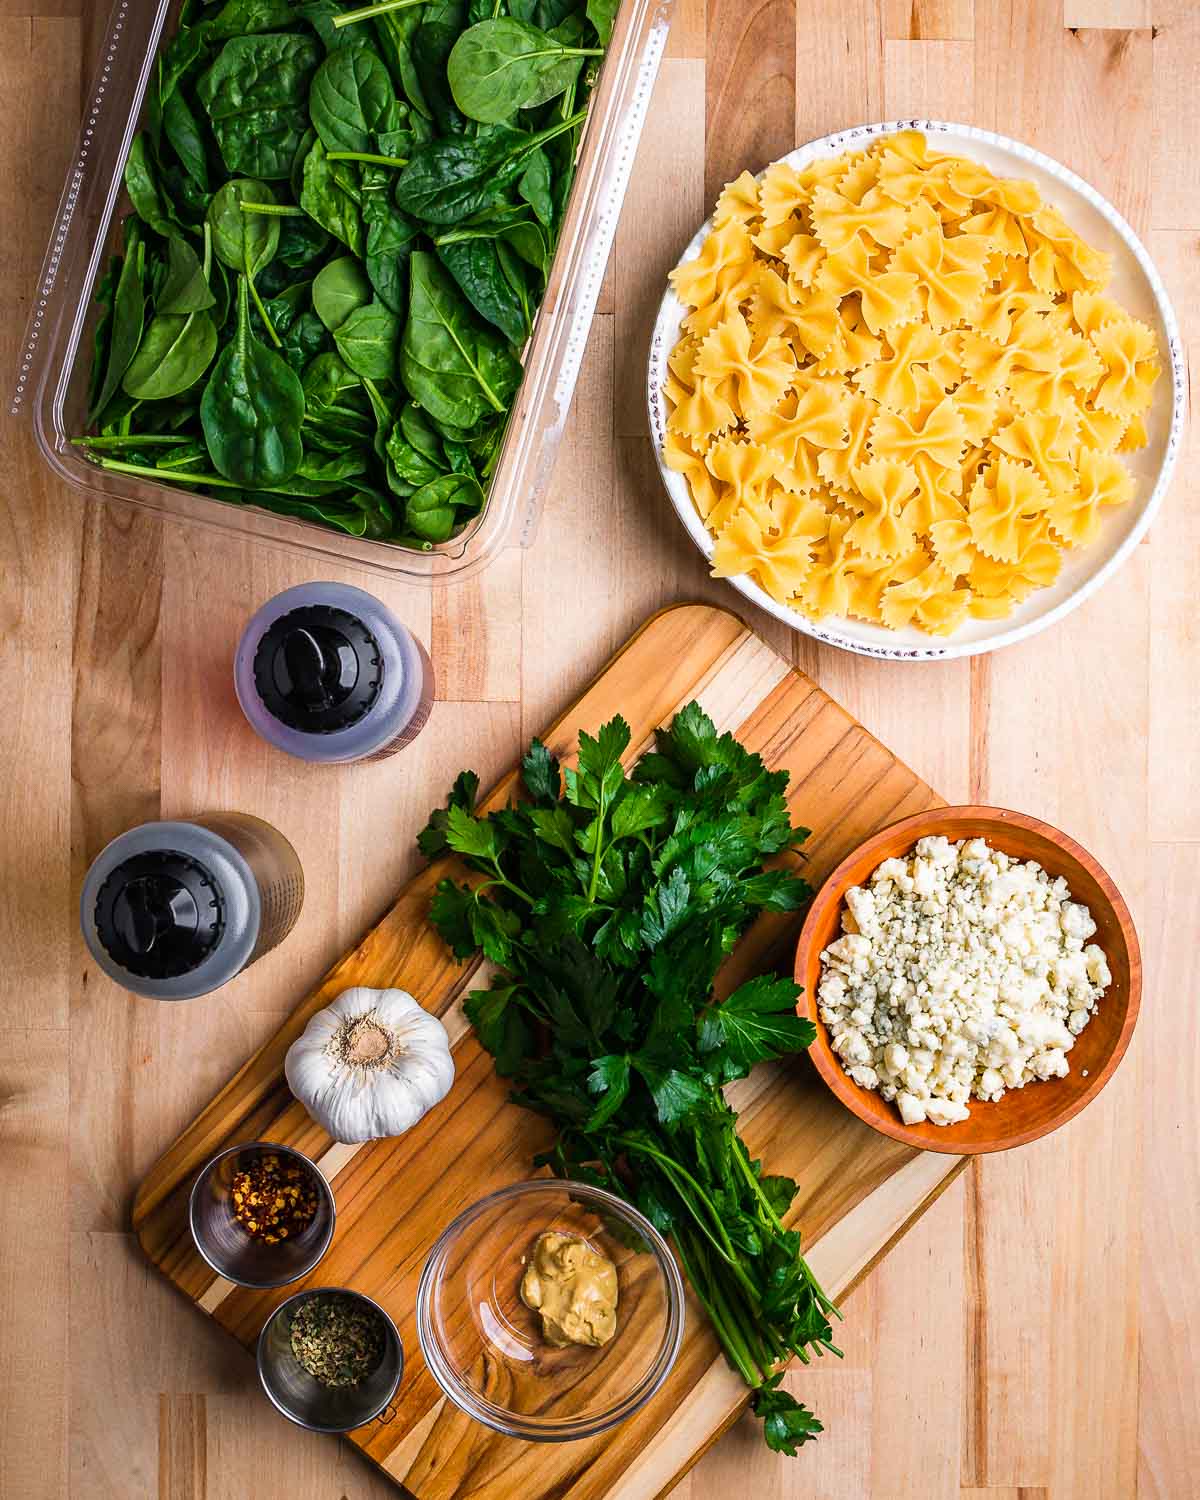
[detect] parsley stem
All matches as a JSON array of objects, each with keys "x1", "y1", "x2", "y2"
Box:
[
  {"x1": 614, "y1": 1134, "x2": 756, "y2": 1298},
  {"x1": 733, "y1": 1135, "x2": 787, "y2": 1234},
  {"x1": 671, "y1": 1231, "x2": 758, "y2": 1388},
  {"x1": 731, "y1": 1135, "x2": 842, "y2": 1325},
  {"x1": 586, "y1": 797, "x2": 608, "y2": 904},
  {"x1": 483, "y1": 858, "x2": 534, "y2": 907}
]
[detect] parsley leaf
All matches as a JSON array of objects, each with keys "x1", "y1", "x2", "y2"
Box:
[
  {"x1": 610, "y1": 782, "x2": 672, "y2": 839},
  {"x1": 443, "y1": 801, "x2": 502, "y2": 862},
  {"x1": 429, "y1": 879, "x2": 477, "y2": 958},
  {"x1": 641, "y1": 866, "x2": 691, "y2": 947},
  {"x1": 752, "y1": 1377, "x2": 824, "y2": 1455},
  {"x1": 522, "y1": 739, "x2": 561, "y2": 804},
  {"x1": 529, "y1": 805, "x2": 576, "y2": 854},
  {"x1": 417, "y1": 769, "x2": 481, "y2": 856},
  {"x1": 585, "y1": 1053, "x2": 630, "y2": 1130},
  {"x1": 464, "y1": 983, "x2": 531, "y2": 1077},
  {"x1": 698, "y1": 975, "x2": 815, "y2": 1081},
  {"x1": 633, "y1": 1056, "x2": 710, "y2": 1127}
]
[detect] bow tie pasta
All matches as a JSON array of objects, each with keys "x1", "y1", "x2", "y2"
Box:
[{"x1": 662, "y1": 131, "x2": 1161, "y2": 636}]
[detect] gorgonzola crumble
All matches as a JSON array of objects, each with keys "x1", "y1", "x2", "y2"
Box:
[{"x1": 817, "y1": 835, "x2": 1112, "y2": 1127}]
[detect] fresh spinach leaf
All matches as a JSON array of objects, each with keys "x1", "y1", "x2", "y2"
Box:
[
  {"x1": 123, "y1": 304, "x2": 218, "y2": 399},
  {"x1": 277, "y1": 213, "x2": 332, "y2": 267},
  {"x1": 370, "y1": 6, "x2": 433, "y2": 120},
  {"x1": 207, "y1": 177, "x2": 280, "y2": 272},
  {"x1": 517, "y1": 144, "x2": 553, "y2": 225},
  {"x1": 300, "y1": 138, "x2": 365, "y2": 253},
  {"x1": 333, "y1": 298, "x2": 400, "y2": 379},
  {"x1": 362, "y1": 196, "x2": 418, "y2": 314},
  {"x1": 277, "y1": 308, "x2": 328, "y2": 370},
  {"x1": 405, "y1": 469, "x2": 484, "y2": 540},
  {"x1": 89, "y1": 220, "x2": 147, "y2": 424},
  {"x1": 198, "y1": 32, "x2": 321, "y2": 179},
  {"x1": 436, "y1": 236, "x2": 527, "y2": 346},
  {"x1": 302, "y1": 350, "x2": 362, "y2": 407},
  {"x1": 385, "y1": 421, "x2": 445, "y2": 487},
  {"x1": 158, "y1": 24, "x2": 210, "y2": 103},
  {"x1": 251, "y1": 492, "x2": 373, "y2": 533},
  {"x1": 158, "y1": 230, "x2": 217, "y2": 313},
  {"x1": 394, "y1": 109, "x2": 583, "y2": 223},
  {"x1": 584, "y1": 0, "x2": 616, "y2": 45},
  {"x1": 203, "y1": 0, "x2": 294, "y2": 41},
  {"x1": 87, "y1": 262, "x2": 120, "y2": 415},
  {"x1": 509, "y1": 0, "x2": 582, "y2": 24},
  {"x1": 162, "y1": 88, "x2": 210, "y2": 191},
  {"x1": 447, "y1": 17, "x2": 598, "y2": 124},
  {"x1": 200, "y1": 273, "x2": 305, "y2": 484},
  {"x1": 401, "y1": 250, "x2": 521, "y2": 427},
  {"x1": 400, "y1": 398, "x2": 445, "y2": 463},
  {"x1": 309, "y1": 41, "x2": 394, "y2": 155},
  {"x1": 313, "y1": 254, "x2": 372, "y2": 330},
  {"x1": 124, "y1": 134, "x2": 178, "y2": 236},
  {"x1": 411, "y1": 0, "x2": 469, "y2": 135}
]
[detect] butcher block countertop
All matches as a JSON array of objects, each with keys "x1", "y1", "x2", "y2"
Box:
[{"x1": 1, "y1": 2, "x2": 1197, "y2": 1499}]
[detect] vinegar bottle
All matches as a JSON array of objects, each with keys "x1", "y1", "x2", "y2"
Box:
[
  {"x1": 80, "y1": 813, "x2": 304, "y2": 1001},
  {"x1": 234, "y1": 582, "x2": 434, "y2": 763}
]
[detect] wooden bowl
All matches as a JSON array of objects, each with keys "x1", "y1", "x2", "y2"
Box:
[{"x1": 793, "y1": 806, "x2": 1141, "y2": 1154}]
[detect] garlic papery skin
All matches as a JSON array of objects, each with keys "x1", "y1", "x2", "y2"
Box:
[{"x1": 284, "y1": 987, "x2": 455, "y2": 1144}]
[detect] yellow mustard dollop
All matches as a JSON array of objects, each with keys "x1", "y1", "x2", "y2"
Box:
[{"x1": 519, "y1": 1231, "x2": 618, "y2": 1348}]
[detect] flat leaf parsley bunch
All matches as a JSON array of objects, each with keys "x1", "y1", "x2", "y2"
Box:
[{"x1": 420, "y1": 703, "x2": 841, "y2": 1452}]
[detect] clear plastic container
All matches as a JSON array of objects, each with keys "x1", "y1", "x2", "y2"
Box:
[{"x1": 14, "y1": 0, "x2": 675, "y2": 583}]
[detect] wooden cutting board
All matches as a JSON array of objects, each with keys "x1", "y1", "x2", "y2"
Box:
[{"x1": 133, "y1": 603, "x2": 965, "y2": 1500}]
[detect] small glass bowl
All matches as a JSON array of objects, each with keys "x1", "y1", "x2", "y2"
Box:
[
  {"x1": 257, "y1": 1286, "x2": 403, "y2": 1433},
  {"x1": 188, "y1": 1141, "x2": 335, "y2": 1289},
  {"x1": 416, "y1": 1178, "x2": 685, "y2": 1443}
]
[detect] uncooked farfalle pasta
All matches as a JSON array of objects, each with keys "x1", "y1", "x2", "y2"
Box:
[{"x1": 662, "y1": 131, "x2": 1160, "y2": 635}]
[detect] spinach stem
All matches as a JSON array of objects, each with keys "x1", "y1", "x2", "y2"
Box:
[
  {"x1": 326, "y1": 151, "x2": 409, "y2": 168},
  {"x1": 333, "y1": 0, "x2": 426, "y2": 28},
  {"x1": 238, "y1": 201, "x2": 304, "y2": 217},
  {"x1": 244, "y1": 259, "x2": 281, "y2": 349},
  {"x1": 89, "y1": 459, "x2": 244, "y2": 489},
  {"x1": 525, "y1": 108, "x2": 589, "y2": 156},
  {"x1": 74, "y1": 435, "x2": 193, "y2": 448}
]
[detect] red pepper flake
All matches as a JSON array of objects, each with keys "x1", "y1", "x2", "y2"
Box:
[{"x1": 231, "y1": 1154, "x2": 317, "y2": 1243}]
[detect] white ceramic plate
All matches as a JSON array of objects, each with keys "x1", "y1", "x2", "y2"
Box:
[{"x1": 646, "y1": 120, "x2": 1187, "y2": 661}]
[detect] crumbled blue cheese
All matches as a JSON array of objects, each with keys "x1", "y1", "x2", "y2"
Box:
[{"x1": 817, "y1": 835, "x2": 1112, "y2": 1127}]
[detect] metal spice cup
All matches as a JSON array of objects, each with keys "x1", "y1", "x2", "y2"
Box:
[
  {"x1": 257, "y1": 1287, "x2": 403, "y2": 1433},
  {"x1": 188, "y1": 1142, "x2": 335, "y2": 1290}
]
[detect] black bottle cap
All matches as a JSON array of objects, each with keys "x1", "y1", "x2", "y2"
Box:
[
  {"x1": 93, "y1": 851, "x2": 224, "y2": 979},
  {"x1": 252, "y1": 605, "x2": 383, "y2": 734}
]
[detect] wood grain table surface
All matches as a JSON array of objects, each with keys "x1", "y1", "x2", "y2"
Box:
[{"x1": 1, "y1": 1, "x2": 1196, "y2": 1498}]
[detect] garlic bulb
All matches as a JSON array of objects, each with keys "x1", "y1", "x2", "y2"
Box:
[{"x1": 284, "y1": 987, "x2": 455, "y2": 1144}]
